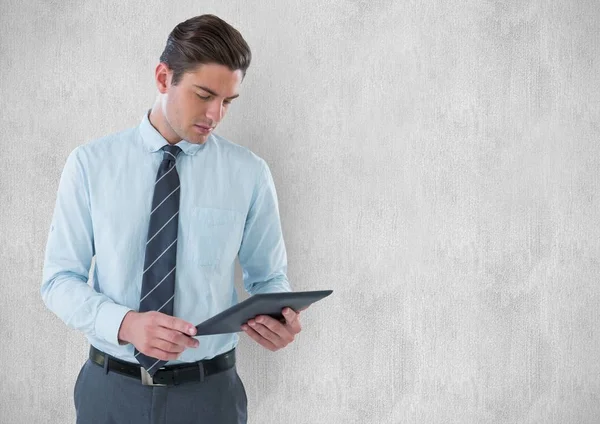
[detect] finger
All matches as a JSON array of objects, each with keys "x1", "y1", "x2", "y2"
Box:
[
  {"x1": 154, "y1": 326, "x2": 199, "y2": 349},
  {"x1": 251, "y1": 317, "x2": 291, "y2": 346},
  {"x1": 242, "y1": 325, "x2": 278, "y2": 351},
  {"x1": 154, "y1": 312, "x2": 197, "y2": 337},
  {"x1": 143, "y1": 333, "x2": 198, "y2": 361},
  {"x1": 137, "y1": 339, "x2": 181, "y2": 361},
  {"x1": 249, "y1": 322, "x2": 283, "y2": 346},
  {"x1": 151, "y1": 337, "x2": 185, "y2": 354},
  {"x1": 282, "y1": 308, "x2": 299, "y2": 323},
  {"x1": 282, "y1": 308, "x2": 302, "y2": 334}
]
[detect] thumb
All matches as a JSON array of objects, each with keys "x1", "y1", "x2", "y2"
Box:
[{"x1": 283, "y1": 308, "x2": 297, "y2": 322}]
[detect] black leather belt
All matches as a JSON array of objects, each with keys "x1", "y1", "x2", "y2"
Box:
[{"x1": 89, "y1": 345, "x2": 236, "y2": 387}]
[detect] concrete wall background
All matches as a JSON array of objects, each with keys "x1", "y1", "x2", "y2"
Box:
[{"x1": 1, "y1": 0, "x2": 599, "y2": 423}]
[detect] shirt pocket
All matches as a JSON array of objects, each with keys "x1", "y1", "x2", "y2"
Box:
[{"x1": 187, "y1": 207, "x2": 243, "y2": 267}]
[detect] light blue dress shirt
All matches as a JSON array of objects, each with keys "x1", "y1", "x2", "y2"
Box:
[{"x1": 41, "y1": 108, "x2": 291, "y2": 365}]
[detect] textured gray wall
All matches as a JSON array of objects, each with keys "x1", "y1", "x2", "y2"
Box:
[{"x1": 1, "y1": 0, "x2": 599, "y2": 423}]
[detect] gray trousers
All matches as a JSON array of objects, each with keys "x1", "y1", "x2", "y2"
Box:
[{"x1": 73, "y1": 357, "x2": 248, "y2": 424}]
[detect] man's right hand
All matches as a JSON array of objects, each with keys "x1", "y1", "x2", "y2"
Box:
[{"x1": 117, "y1": 311, "x2": 199, "y2": 361}]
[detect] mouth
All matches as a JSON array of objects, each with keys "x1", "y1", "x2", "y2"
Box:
[{"x1": 194, "y1": 124, "x2": 213, "y2": 134}]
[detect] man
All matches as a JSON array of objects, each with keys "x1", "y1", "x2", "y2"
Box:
[{"x1": 41, "y1": 14, "x2": 302, "y2": 424}]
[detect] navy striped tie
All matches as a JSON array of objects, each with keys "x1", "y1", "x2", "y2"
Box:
[{"x1": 134, "y1": 144, "x2": 182, "y2": 376}]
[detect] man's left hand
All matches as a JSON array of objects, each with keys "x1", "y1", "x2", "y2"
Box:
[{"x1": 241, "y1": 307, "x2": 303, "y2": 351}]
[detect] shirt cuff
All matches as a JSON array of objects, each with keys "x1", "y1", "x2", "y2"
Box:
[
  {"x1": 251, "y1": 279, "x2": 292, "y2": 295},
  {"x1": 94, "y1": 301, "x2": 134, "y2": 346}
]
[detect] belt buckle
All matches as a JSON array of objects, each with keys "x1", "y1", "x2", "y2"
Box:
[{"x1": 140, "y1": 367, "x2": 167, "y2": 386}]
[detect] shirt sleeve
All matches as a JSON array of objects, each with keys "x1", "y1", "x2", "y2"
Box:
[
  {"x1": 40, "y1": 147, "x2": 133, "y2": 346},
  {"x1": 238, "y1": 159, "x2": 292, "y2": 295}
]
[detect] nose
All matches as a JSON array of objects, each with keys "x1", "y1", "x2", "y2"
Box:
[{"x1": 205, "y1": 100, "x2": 224, "y2": 123}]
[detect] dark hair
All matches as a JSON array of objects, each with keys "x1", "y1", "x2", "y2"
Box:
[{"x1": 159, "y1": 14, "x2": 252, "y2": 86}]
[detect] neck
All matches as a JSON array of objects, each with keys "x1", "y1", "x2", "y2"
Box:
[{"x1": 148, "y1": 100, "x2": 181, "y2": 145}]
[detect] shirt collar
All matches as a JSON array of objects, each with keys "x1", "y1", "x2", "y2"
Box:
[{"x1": 138, "y1": 108, "x2": 209, "y2": 156}]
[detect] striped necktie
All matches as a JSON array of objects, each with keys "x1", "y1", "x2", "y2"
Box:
[{"x1": 134, "y1": 144, "x2": 182, "y2": 376}]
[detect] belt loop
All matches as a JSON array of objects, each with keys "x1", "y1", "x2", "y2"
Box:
[
  {"x1": 103, "y1": 354, "x2": 109, "y2": 374},
  {"x1": 198, "y1": 361, "x2": 205, "y2": 382}
]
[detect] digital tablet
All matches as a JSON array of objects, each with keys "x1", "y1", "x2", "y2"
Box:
[{"x1": 194, "y1": 290, "x2": 333, "y2": 336}]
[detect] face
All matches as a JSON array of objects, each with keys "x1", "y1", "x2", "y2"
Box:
[{"x1": 151, "y1": 62, "x2": 243, "y2": 145}]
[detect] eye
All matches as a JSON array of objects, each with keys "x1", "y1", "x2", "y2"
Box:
[{"x1": 197, "y1": 94, "x2": 231, "y2": 106}]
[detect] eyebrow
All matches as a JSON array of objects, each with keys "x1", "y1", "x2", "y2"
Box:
[{"x1": 193, "y1": 85, "x2": 239, "y2": 100}]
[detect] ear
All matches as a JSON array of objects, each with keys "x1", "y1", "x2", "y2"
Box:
[{"x1": 155, "y1": 62, "x2": 172, "y2": 94}]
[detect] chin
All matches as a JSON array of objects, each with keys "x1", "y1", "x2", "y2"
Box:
[{"x1": 190, "y1": 136, "x2": 208, "y2": 145}]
